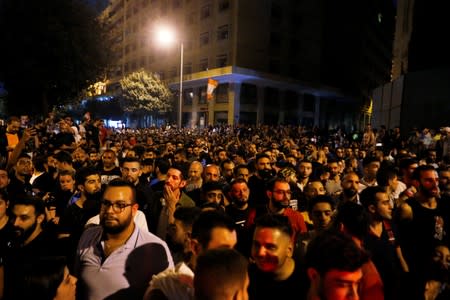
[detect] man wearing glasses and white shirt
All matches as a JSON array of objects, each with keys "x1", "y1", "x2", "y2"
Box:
[{"x1": 75, "y1": 179, "x2": 173, "y2": 300}]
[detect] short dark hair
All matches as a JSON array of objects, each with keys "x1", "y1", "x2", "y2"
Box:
[
  {"x1": 173, "y1": 206, "x2": 202, "y2": 228},
  {"x1": 254, "y1": 213, "x2": 293, "y2": 239},
  {"x1": 170, "y1": 163, "x2": 189, "y2": 180},
  {"x1": 234, "y1": 164, "x2": 249, "y2": 177},
  {"x1": 191, "y1": 210, "x2": 236, "y2": 249},
  {"x1": 265, "y1": 177, "x2": 289, "y2": 191},
  {"x1": 308, "y1": 195, "x2": 336, "y2": 213},
  {"x1": 75, "y1": 166, "x2": 100, "y2": 186},
  {"x1": 201, "y1": 181, "x2": 224, "y2": 193},
  {"x1": 376, "y1": 167, "x2": 398, "y2": 187},
  {"x1": 120, "y1": 156, "x2": 141, "y2": 167},
  {"x1": 194, "y1": 248, "x2": 248, "y2": 300},
  {"x1": 54, "y1": 151, "x2": 73, "y2": 164},
  {"x1": 333, "y1": 201, "x2": 369, "y2": 240},
  {"x1": 360, "y1": 186, "x2": 387, "y2": 210},
  {"x1": 12, "y1": 194, "x2": 45, "y2": 217},
  {"x1": 12, "y1": 256, "x2": 67, "y2": 300},
  {"x1": 306, "y1": 230, "x2": 369, "y2": 275},
  {"x1": 412, "y1": 164, "x2": 437, "y2": 181},
  {"x1": 105, "y1": 178, "x2": 137, "y2": 204}
]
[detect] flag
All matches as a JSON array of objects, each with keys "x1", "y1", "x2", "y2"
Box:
[{"x1": 206, "y1": 78, "x2": 219, "y2": 101}]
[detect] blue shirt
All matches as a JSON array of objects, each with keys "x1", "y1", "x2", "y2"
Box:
[{"x1": 75, "y1": 224, "x2": 174, "y2": 300}]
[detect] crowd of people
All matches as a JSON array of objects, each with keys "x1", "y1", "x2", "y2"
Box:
[{"x1": 0, "y1": 112, "x2": 449, "y2": 300}]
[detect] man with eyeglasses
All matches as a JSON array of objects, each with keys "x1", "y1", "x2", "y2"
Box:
[
  {"x1": 75, "y1": 179, "x2": 173, "y2": 300},
  {"x1": 249, "y1": 178, "x2": 307, "y2": 244}
]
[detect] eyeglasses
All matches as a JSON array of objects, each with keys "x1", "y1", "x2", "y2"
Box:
[
  {"x1": 101, "y1": 200, "x2": 133, "y2": 213},
  {"x1": 272, "y1": 190, "x2": 292, "y2": 196}
]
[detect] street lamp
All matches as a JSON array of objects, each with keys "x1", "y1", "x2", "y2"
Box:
[{"x1": 156, "y1": 26, "x2": 183, "y2": 128}]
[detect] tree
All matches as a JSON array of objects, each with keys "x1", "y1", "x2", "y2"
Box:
[
  {"x1": 119, "y1": 70, "x2": 173, "y2": 126},
  {"x1": 0, "y1": 0, "x2": 110, "y2": 115}
]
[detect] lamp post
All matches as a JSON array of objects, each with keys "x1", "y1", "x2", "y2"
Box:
[
  {"x1": 155, "y1": 26, "x2": 183, "y2": 128},
  {"x1": 178, "y1": 42, "x2": 183, "y2": 129}
]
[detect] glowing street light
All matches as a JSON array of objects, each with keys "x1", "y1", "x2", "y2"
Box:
[{"x1": 155, "y1": 26, "x2": 183, "y2": 128}]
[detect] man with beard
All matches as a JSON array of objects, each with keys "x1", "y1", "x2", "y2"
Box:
[
  {"x1": 254, "y1": 177, "x2": 307, "y2": 242},
  {"x1": 337, "y1": 172, "x2": 361, "y2": 205},
  {"x1": 148, "y1": 164, "x2": 195, "y2": 239},
  {"x1": 121, "y1": 157, "x2": 154, "y2": 227},
  {"x1": 248, "y1": 153, "x2": 275, "y2": 209},
  {"x1": 184, "y1": 160, "x2": 204, "y2": 205},
  {"x1": 397, "y1": 165, "x2": 448, "y2": 298},
  {"x1": 58, "y1": 166, "x2": 102, "y2": 262},
  {"x1": 98, "y1": 149, "x2": 121, "y2": 186},
  {"x1": 75, "y1": 179, "x2": 173, "y2": 300},
  {"x1": 2, "y1": 195, "x2": 63, "y2": 299},
  {"x1": 248, "y1": 213, "x2": 308, "y2": 299},
  {"x1": 225, "y1": 178, "x2": 254, "y2": 256},
  {"x1": 7, "y1": 153, "x2": 34, "y2": 200}
]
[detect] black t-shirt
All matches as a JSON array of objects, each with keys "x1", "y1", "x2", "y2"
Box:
[{"x1": 248, "y1": 261, "x2": 308, "y2": 300}]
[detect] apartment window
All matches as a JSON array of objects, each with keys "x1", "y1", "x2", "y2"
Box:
[
  {"x1": 183, "y1": 88, "x2": 194, "y2": 105},
  {"x1": 186, "y1": 12, "x2": 195, "y2": 25},
  {"x1": 125, "y1": 45, "x2": 130, "y2": 54},
  {"x1": 217, "y1": 25, "x2": 229, "y2": 41},
  {"x1": 200, "y1": 32, "x2": 209, "y2": 46},
  {"x1": 185, "y1": 39, "x2": 193, "y2": 51},
  {"x1": 200, "y1": 4, "x2": 211, "y2": 20},
  {"x1": 240, "y1": 83, "x2": 257, "y2": 104},
  {"x1": 169, "y1": 67, "x2": 177, "y2": 78},
  {"x1": 218, "y1": 0, "x2": 230, "y2": 12},
  {"x1": 199, "y1": 58, "x2": 208, "y2": 71},
  {"x1": 148, "y1": 55, "x2": 155, "y2": 63},
  {"x1": 183, "y1": 62, "x2": 192, "y2": 74},
  {"x1": 124, "y1": 63, "x2": 129, "y2": 72},
  {"x1": 199, "y1": 86, "x2": 207, "y2": 104},
  {"x1": 131, "y1": 60, "x2": 137, "y2": 70},
  {"x1": 216, "y1": 54, "x2": 227, "y2": 68},
  {"x1": 216, "y1": 83, "x2": 229, "y2": 103}
]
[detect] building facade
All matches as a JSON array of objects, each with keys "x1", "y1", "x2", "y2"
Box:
[{"x1": 101, "y1": 0, "x2": 394, "y2": 130}]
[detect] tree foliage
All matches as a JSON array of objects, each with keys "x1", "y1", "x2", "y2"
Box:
[
  {"x1": 119, "y1": 70, "x2": 173, "y2": 114},
  {"x1": 0, "y1": 0, "x2": 110, "y2": 115}
]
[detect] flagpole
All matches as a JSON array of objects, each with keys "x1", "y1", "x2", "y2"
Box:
[{"x1": 178, "y1": 42, "x2": 184, "y2": 129}]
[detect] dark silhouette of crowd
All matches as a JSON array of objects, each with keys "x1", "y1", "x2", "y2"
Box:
[{"x1": 0, "y1": 112, "x2": 449, "y2": 300}]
